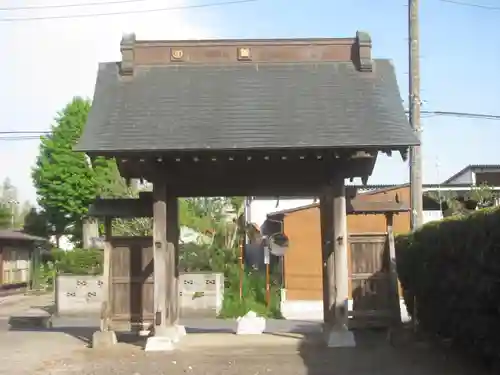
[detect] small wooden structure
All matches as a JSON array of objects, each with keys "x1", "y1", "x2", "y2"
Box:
[
  {"x1": 0, "y1": 230, "x2": 45, "y2": 291},
  {"x1": 265, "y1": 200, "x2": 407, "y2": 327},
  {"x1": 77, "y1": 32, "x2": 418, "y2": 342}
]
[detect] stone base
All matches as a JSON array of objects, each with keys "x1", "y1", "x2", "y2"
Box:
[
  {"x1": 138, "y1": 324, "x2": 186, "y2": 341},
  {"x1": 176, "y1": 325, "x2": 187, "y2": 339},
  {"x1": 92, "y1": 330, "x2": 117, "y2": 349},
  {"x1": 144, "y1": 336, "x2": 175, "y2": 352},
  {"x1": 9, "y1": 308, "x2": 52, "y2": 329},
  {"x1": 236, "y1": 311, "x2": 266, "y2": 335},
  {"x1": 324, "y1": 327, "x2": 356, "y2": 348}
]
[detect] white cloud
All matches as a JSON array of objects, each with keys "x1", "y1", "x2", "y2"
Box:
[{"x1": 0, "y1": 0, "x2": 213, "y2": 203}]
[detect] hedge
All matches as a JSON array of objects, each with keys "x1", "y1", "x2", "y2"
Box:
[{"x1": 396, "y1": 207, "x2": 500, "y2": 364}]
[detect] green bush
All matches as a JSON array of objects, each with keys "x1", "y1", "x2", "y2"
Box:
[
  {"x1": 396, "y1": 207, "x2": 500, "y2": 364},
  {"x1": 40, "y1": 248, "x2": 103, "y2": 288}
]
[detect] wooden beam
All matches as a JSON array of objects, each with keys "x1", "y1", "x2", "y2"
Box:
[
  {"x1": 100, "y1": 217, "x2": 112, "y2": 332},
  {"x1": 152, "y1": 177, "x2": 169, "y2": 335},
  {"x1": 116, "y1": 155, "x2": 377, "y2": 186}
]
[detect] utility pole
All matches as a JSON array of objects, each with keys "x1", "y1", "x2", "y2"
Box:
[{"x1": 409, "y1": 0, "x2": 423, "y2": 230}]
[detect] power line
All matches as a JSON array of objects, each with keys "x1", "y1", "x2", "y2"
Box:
[
  {"x1": 439, "y1": 0, "x2": 500, "y2": 10},
  {"x1": 0, "y1": 0, "x2": 257, "y2": 22},
  {"x1": 0, "y1": 137, "x2": 42, "y2": 141},
  {"x1": 407, "y1": 110, "x2": 500, "y2": 120},
  {"x1": 0, "y1": 0, "x2": 169, "y2": 12},
  {"x1": 0, "y1": 131, "x2": 50, "y2": 135},
  {"x1": 421, "y1": 110, "x2": 500, "y2": 120}
]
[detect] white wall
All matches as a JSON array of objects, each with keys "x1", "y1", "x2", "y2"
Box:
[{"x1": 249, "y1": 198, "x2": 315, "y2": 228}]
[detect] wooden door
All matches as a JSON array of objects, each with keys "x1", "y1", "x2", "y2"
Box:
[
  {"x1": 349, "y1": 233, "x2": 395, "y2": 328},
  {"x1": 109, "y1": 237, "x2": 154, "y2": 332}
]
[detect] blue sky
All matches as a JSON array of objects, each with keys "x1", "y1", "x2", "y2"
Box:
[{"x1": 0, "y1": 0, "x2": 499, "y2": 203}]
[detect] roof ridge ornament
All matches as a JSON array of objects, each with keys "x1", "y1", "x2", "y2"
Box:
[
  {"x1": 356, "y1": 31, "x2": 373, "y2": 72},
  {"x1": 120, "y1": 32, "x2": 136, "y2": 76}
]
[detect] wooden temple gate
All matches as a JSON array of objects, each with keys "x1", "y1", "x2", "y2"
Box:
[{"x1": 78, "y1": 31, "x2": 418, "y2": 346}]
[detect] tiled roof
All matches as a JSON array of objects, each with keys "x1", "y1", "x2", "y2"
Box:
[
  {"x1": 0, "y1": 230, "x2": 48, "y2": 242},
  {"x1": 76, "y1": 59, "x2": 417, "y2": 153}
]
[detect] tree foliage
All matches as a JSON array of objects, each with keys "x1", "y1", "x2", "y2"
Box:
[
  {"x1": 0, "y1": 178, "x2": 33, "y2": 229},
  {"x1": 425, "y1": 183, "x2": 497, "y2": 217},
  {"x1": 23, "y1": 208, "x2": 51, "y2": 237},
  {"x1": 0, "y1": 203, "x2": 10, "y2": 229},
  {"x1": 32, "y1": 97, "x2": 128, "y2": 244}
]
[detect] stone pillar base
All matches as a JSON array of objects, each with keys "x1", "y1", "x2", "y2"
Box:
[
  {"x1": 145, "y1": 336, "x2": 175, "y2": 352},
  {"x1": 144, "y1": 324, "x2": 186, "y2": 351},
  {"x1": 92, "y1": 330, "x2": 117, "y2": 349},
  {"x1": 323, "y1": 325, "x2": 356, "y2": 348}
]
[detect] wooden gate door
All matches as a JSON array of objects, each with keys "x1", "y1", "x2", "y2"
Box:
[
  {"x1": 349, "y1": 233, "x2": 396, "y2": 328},
  {"x1": 109, "y1": 236, "x2": 154, "y2": 332}
]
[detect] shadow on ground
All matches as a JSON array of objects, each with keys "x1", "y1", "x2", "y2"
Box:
[{"x1": 290, "y1": 325, "x2": 493, "y2": 375}]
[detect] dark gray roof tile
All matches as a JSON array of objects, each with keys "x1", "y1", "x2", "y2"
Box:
[{"x1": 76, "y1": 60, "x2": 418, "y2": 153}]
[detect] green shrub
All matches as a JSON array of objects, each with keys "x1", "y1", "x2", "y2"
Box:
[
  {"x1": 396, "y1": 207, "x2": 500, "y2": 364},
  {"x1": 40, "y1": 248, "x2": 103, "y2": 288},
  {"x1": 219, "y1": 263, "x2": 282, "y2": 319}
]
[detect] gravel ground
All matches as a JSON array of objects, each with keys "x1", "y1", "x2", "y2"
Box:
[
  {"x1": 16, "y1": 330, "x2": 492, "y2": 375},
  {"x1": 0, "y1": 294, "x2": 492, "y2": 375}
]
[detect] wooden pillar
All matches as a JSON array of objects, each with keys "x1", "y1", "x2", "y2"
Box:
[
  {"x1": 320, "y1": 193, "x2": 335, "y2": 324},
  {"x1": 386, "y1": 213, "x2": 402, "y2": 325},
  {"x1": 100, "y1": 216, "x2": 112, "y2": 332},
  {"x1": 152, "y1": 177, "x2": 169, "y2": 335},
  {"x1": 332, "y1": 177, "x2": 349, "y2": 330},
  {"x1": 166, "y1": 196, "x2": 179, "y2": 325},
  {"x1": 320, "y1": 175, "x2": 349, "y2": 330}
]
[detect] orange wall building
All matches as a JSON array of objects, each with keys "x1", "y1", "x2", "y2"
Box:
[{"x1": 265, "y1": 186, "x2": 412, "y2": 322}]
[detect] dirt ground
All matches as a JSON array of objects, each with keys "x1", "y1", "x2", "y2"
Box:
[{"x1": 15, "y1": 330, "x2": 492, "y2": 375}]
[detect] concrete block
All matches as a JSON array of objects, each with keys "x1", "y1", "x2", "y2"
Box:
[
  {"x1": 154, "y1": 325, "x2": 183, "y2": 343},
  {"x1": 176, "y1": 325, "x2": 187, "y2": 338},
  {"x1": 92, "y1": 330, "x2": 117, "y2": 349},
  {"x1": 236, "y1": 311, "x2": 266, "y2": 335},
  {"x1": 9, "y1": 308, "x2": 52, "y2": 329},
  {"x1": 324, "y1": 328, "x2": 356, "y2": 348},
  {"x1": 145, "y1": 336, "x2": 175, "y2": 352}
]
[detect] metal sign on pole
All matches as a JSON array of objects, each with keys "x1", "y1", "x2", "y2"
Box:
[{"x1": 264, "y1": 247, "x2": 271, "y2": 307}]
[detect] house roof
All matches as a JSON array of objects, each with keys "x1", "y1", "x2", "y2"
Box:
[
  {"x1": 442, "y1": 164, "x2": 500, "y2": 184},
  {"x1": 267, "y1": 199, "x2": 409, "y2": 218},
  {"x1": 0, "y1": 230, "x2": 48, "y2": 242},
  {"x1": 76, "y1": 59, "x2": 418, "y2": 154}
]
